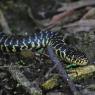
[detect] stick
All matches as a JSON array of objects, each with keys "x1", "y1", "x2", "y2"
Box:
[
  {"x1": 0, "y1": 10, "x2": 12, "y2": 34},
  {"x1": 64, "y1": 20, "x2": 95, "y2": 28},
  {"x1": 47, "y1": 46, "x2": 80, "y2": 95},
  {"x1": 8, "y1": 64, "x2": 42, "y2": 95},
  {"x1": 58, "y1": 0, "x2": 95, "y2": 11}
]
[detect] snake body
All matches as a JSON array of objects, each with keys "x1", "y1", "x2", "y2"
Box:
[{"x1": 0, "y1": 31, "x2": 88, "y2": 65}]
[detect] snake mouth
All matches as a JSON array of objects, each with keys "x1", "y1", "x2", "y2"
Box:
[
  {"x1": 55, "y1": 44, "x2": 89, "y2": 66},
  {"x1": 65, "y1": 49, "x2": 89, "y2": 66},
  {"x1": 55, "y1": 45, "x2": 89, "y2": 66},
  {"x1": 69, "y1": 57, "x2": 88, "y2": 66}
]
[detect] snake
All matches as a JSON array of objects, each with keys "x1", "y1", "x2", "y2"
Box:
[{"x1": 0, "y1": 31, "x2": 88, "y2": 66}]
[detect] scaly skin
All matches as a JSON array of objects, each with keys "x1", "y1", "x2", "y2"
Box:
[
  {"x1": 0, "y1": 31, "x2": 88, "y2": 66},
  {"x1": 0, "y1": 31, "x2": 94, "y2": 90}
]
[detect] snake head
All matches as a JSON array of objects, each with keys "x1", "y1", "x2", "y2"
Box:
[{"x1": 61, "y1": 46, "x2": 89, "y2": 66}]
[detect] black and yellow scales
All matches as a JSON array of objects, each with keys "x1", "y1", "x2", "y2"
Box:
[
  {"x1": 0, "y1": 30, "x2": 95, "y2": 90},
  {"x1": 0, "y1": 31, "x2": 88, "y2": 66}
]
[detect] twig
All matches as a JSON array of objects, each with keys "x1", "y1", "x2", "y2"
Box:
[
  {"x1": 27, "y1": 7, "x2": 45, "y2": 28},
  {"x1": 45, "y1": 63, "x2": 58, "y2": 78},
  {"x1": 64, "y1": 20, "x2": 95, "y2": 28},
  {"x1": 62, "y1": 20, "x2": 95, "y2": 33},
  {"x1": 0, "y1": 10, "x2": 12, "y2": 34},
  {"x1": 45, "y1": 0, "x2": 95, "y2": 30},
  {"x1": 0, "y1": 64, "x2": 34, "y2": 69},
  {"x1": 8, "y1": 64, "x2": 42, "y2": 95},
  {"x1": 47, "y1": 46, "x2": 80, "y2": 95},
  {"x1": 81, "y1": 8, "x2": 95, "y2": 19},
  {"x1": 63, "y1": 26, "x2": 92, "y2": 34},
  {"x1": 45, "y1": 10, "x2": 74, "y2": 30},
  {"x1": 58, "y1": 0, "x2": 95, "y2": 12}
]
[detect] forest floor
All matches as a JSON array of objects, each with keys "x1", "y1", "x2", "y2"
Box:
[{"x1": 0, "y1": 0, "x2": 95, "y2": 95}]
